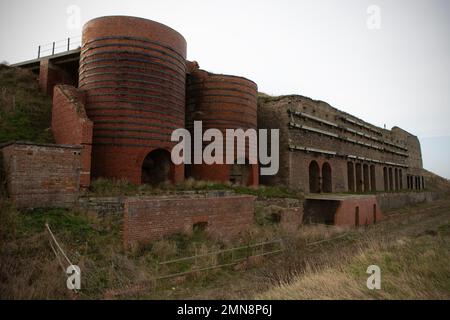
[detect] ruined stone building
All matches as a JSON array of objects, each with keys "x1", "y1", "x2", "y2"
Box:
[
  {"x1": 258, "y1": 95, "x2": 425, "y2": 193},
  {"x1": 6, "y1": 15, "x2": 425, "y2": 199}
]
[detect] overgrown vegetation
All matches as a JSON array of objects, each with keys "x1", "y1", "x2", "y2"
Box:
[
  {"x1": 2, "y1": 197, "x2": 448, "y2": 299},
  {"x1": 88, "y1": 177, "x2": 302, "y2": 199},
  {"x1": 0, "y1": 64, "x2": 53, "y2": 144},
  {"x1": 0, "y1": 198, "x2": 285, "y2": 299}
]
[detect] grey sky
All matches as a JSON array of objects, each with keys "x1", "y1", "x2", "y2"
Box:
[{"x1": 0, "y1": 0, "x2": 449, "y2": 178}]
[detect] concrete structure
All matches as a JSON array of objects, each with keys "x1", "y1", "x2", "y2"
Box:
[
  {"x1": 0, "y1": 142, "x2": 82, "y2": 208},
  {"x1": 258, "y1": 95, "x2": 426, "y2": 193}
]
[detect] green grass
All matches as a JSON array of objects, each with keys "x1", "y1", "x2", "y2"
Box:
[
  {"x1": 0, "y1": 64, "x2": 53, "y2": 144},
  {"x1": 88, "y1": 177, "x2": 301, "y2": 199}
]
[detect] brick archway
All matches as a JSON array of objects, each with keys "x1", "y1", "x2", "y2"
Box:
[
  {"x1": 309, "y1": 160, "x2": 320, "y2": 193},
  {"x1": 141, "y1": 149, "x2": 173, "y2": 185}
]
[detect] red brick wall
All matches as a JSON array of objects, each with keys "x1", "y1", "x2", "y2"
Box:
[
  {"x1": 280, "y1": 207, "x2": 303, "y2": 232},
  {"x1": 79, "y1": 16, "x2": 187, "y2": 184},
  {"x1": 304, "y1": 195, "x2": 383, "y2": 227},
  {"x1": 186, "y1": 70, "x2": 259, "y2": 186},
  {"x1": 1, "y1": 142, "x2": 82, "y2": 208},
  {"x1": 334, "y1": 196, "x2": 383, "y2": 227},
  {"x1": 123, "y1": 194, "x2": 256, "y2": 246},
  {"x1": 52, "y1": 85, "x2": 93, "y2": 188}
]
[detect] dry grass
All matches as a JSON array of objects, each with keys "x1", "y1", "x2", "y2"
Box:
[
  {"x1": 1, "y1": 197, "x2": 449, "y2": 299},
  {"x1": 256, "y1": 204, "x2": 450, "y2": 300}
]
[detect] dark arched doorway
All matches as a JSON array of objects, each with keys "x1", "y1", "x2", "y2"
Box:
[
  {"x1": 309, "y1": 160, "x2": 320, "y2": 193},
  {"x1": 383, "y1": 167, "x2": 388, "y2": 191},
  {"x1": 141, "y1": 149, "x2": 172, "y2": 185},
  {"x1": 322, "y1": 162, "x2": 332, "y2": 193}
]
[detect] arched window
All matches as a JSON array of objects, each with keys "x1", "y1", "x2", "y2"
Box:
[{"x1": 309, "y1": 160, "x2": 320, "y2": 193}]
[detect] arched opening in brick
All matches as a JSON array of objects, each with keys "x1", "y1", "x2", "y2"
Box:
[
  {"x1": 309, "y1": 160, "x2": 320, "y2": 193},
  {"x1": 383, "y1": 167, "x2": 388, "y2": 191},
  {"x1": 370, "y1": 165, "x2": 376, "y2": 191},
  {"x1": 399, "y1": 169, "x2": 403, "y2": 189},
  {"x1": 422, "y1": 176, "x2": 425, "y2": 189},
  {"x1": 229, "y1": 161, "x2": 252, "y2": 185},
  {"x1": 388, "y1": 167, "x2": 393, "y2": 191},
  {"x1": 322, "y1": 162, "x2": 332, "y2": 193},
  {"x1": 347, "y1": 162, "x2": 355, "y2": 192},
  {"x1": 355, "y1": 163, "x2": 363, "y2": 193},
  {"x1": 363, "y1": 164, "x2": 370, "y2": 192},
  {"x1": 141, "y1": 149, "x2": 173, "y2": 185},
  {"x1": 394, "y1": 168, "x2": 399, "y2": 190}
]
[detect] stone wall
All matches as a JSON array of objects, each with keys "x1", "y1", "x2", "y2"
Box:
[
  {"x1": 123, "y1": 194, "x2": 256, "y2": 246},
  {"x1": 376, "y1": 191, "x2": 441, "y2": 211},
  {"x1": 0, "y1": 142, "x2": 82, "y2": 208},
  {"x1": 258, "y1": 95, "x2": 424, "y2": 194}
]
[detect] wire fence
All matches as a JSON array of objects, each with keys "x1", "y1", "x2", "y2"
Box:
[
  {"x1": 45, "y1": 222, "x2": 352, "y2": 298},
  {"x1": 37, "y1": 35, "x2": 81, "y2": 58}
]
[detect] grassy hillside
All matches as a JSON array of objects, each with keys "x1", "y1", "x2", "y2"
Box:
[
  {"x1": 257, "y1": 199, "x2": 450, "y2": 300},
  {"x1": 0, "y1": 64, "x2": 53, "y2": 144},
  {"x1": 1, "y1": 196, "x2": 449, "y2": 299}
]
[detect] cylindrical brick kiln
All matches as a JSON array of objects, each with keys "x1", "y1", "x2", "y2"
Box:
[
  {"x1": 79, "y1": 16, "x2": 186, "y2": 184},
  {"x1": 186, "y1": 69, "x2": 259, "y2": 186}
]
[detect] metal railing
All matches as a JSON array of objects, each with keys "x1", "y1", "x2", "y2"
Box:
[{"x1": 37, "y1": 35, "x2": 81, "y2": 59}]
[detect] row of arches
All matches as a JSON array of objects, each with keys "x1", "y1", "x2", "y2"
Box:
[
  {"x1": 309, "y1": 161, "x2": 332, "y2": 193},
  {"x1": 382, "y1": 167, "x2": 403, "y2": 191},
  {"x1": 407, "y1": 175, "x2": 425, "y2": 190},
  {"x1": 347, "y1": 162, "x2": 407, "y2": 193},
  {"x1": 347, "y1": 162, "x2": 377, "y2": 192}
]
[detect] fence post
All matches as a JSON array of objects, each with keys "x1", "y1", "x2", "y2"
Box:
[
  {"x1": 52, "y1": 42, "x2": 55, "y2": 55},
  {"x1": 67, "y1": 38, "x2": 70, "y2": 51},
  {"x1": 37, "y1": 45, "x2": 41, "y2": 59}
]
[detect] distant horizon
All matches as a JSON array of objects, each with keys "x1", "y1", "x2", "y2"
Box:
[{"x1": 1, "y1": 0, "x2": 449, "y2": 179}]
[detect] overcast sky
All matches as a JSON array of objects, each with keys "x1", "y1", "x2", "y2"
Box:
[{"x1": 0, "y1": 0, "x2": 449, "y2": 178}]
